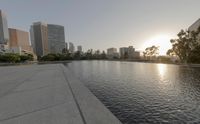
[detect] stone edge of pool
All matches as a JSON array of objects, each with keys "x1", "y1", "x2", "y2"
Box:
[{"x1": 61, "y1": 64, "x2": 122, "y2": 124}]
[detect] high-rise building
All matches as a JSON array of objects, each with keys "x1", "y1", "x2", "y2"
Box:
[
  {"x1": 30, "y1": 22, "x2": 49, "y2": 56},
  {"x1": 69, "y1": 42, "x2": 75, "y2": 53},
  {"x1": 30, "y1": 25, "x2": 36, "y2": 54},
  {"x1": 47, "y1": 24, "x2": 65, "y2": 54},
  {"x1": 9, "y1": 28, "x2": 33, "y2": 54},
  {"x1": 0, "y1": 10, "x2": 9, "y2": 44},
  {"x1": 31, "y1": 22, "x2": 66, "y2": 56},
  {"x1": 0, "y1": 10, "x2": 9, "y2": 51},
  {"x1": 77, "y1": 45, "x2": 82, "y2": 52}
]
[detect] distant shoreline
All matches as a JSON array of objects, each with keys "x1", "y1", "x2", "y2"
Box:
[{"x1": 1, "y1": 60, "x2": 200, "y2": 67}]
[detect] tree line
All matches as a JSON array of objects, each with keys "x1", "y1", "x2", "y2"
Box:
[{"x1": 39, "y1": 49, "x2": 107, "y2": 61}]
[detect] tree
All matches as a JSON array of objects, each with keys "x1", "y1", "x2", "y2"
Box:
[
  {"x1": 167, "y1": 28, "x2": 200, "y2": 63},
  {"x1": 74, "y1": 51, "x2": 81, "y2": 60},
  {"x1": 167, "y1": 30, "x2": 191, "y2": 63},
  {"x1": 85, "y1": 49, "x2": 93, "y2": 59},
  {"x1": 143, "y1": 45, "x2": 159, "y2": 59},
  {"x1": 93, "y1": 50, "x2": 101, "y2": 59},
  {"x1": 188, "y1": 45, "x2": 200, "y2": 63},
  {"x1": 100, "y1": 51, "x2": 107, "y2": 59},
  {"x1": 62, "y1": 48, "x2": 69, "y2": 54},
  {"x1": 0, "y1": 53, "x2": 20, "y2": 63}
]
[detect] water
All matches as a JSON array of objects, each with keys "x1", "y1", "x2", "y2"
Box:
[{"x1": 66, "y1": 61, "x2": 200, "y2": 124}]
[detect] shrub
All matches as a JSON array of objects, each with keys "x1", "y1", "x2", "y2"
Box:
[
  {"x1": 0, "y1": 53, "x2": 20, "y2": 63},
  {"x1": 20, "y1": 55, "x2": 30, "y2": 62},
  {"x1": 40, "y1": 54, "x2": 57, "y2": 61}
]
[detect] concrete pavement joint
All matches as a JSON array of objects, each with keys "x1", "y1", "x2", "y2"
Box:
[
  {"x1": 0, "y1": 100, "x2": 68, "y2": 122},
  {"x1": 0, "y1": 72, "x2": 37, "y2": 99},
  {"x1": 60, "y1": 65, "x2": 87, "y2": 124}
]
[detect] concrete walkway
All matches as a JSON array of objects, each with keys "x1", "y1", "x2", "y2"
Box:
[{"x1": 0, "y1": 64, "x2": 122, "y2": 124}]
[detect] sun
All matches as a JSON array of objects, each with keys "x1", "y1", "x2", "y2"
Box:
[{"x1": 142, "y1": 34, "x2": 172, "y2": 55}]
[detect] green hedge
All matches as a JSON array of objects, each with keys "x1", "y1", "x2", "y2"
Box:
[{"x1": 0, "y1": 53, "x2": 34, "y2": 63}]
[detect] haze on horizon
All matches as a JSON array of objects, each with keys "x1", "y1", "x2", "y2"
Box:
[{"x1": 0, "y1": 0, "x2": 200, "y2": 54}]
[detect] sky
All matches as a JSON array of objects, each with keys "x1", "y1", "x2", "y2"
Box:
[{"x1": 0, "y1": 0, "x2": 200, "y2": 54}]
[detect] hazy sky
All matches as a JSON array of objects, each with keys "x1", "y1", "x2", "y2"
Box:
[{"x1": 0, "y1": 0, "x2": 200, "y2": 52}]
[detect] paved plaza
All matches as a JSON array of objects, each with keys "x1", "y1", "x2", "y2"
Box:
[{"x1": 0, "y1": 64, "x2": 121, "y2": 124}]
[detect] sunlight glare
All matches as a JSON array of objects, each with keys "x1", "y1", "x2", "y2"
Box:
[
  {"x1": 157, "y1": 64, "x2": 166, "y2": 78},
  {"x1": 143, "y1": 34, "x2": 172, "y2": 55}
]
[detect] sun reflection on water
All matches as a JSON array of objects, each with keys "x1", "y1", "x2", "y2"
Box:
[{"x1": 157, "y1": 64, "x2": 167, "y2": 79}]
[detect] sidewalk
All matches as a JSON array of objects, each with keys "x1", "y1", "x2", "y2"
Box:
[{"x1": 0, "y1": 64, "x2": 121, "y2": 124}]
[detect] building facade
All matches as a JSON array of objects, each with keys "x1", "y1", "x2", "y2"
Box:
[
  {"x1": 188, "y1": 18, "x2": 200, "y2": 32},
  {"x1": 9, "y1": 28, "x2": 33, "y2": 54},
  {"x1": 65, "y1": 42, "x2": 68, "y2": 50},
  {"x1": 107, "y1": 48, "x2": 119, "y2": 59},
  {"x1": 120, "y1": 46, "x2": 140, "y2": 59},
  {"x1": 128, "y1": 46, "x2": 135, "y2": 59},
  {"x1": 107, "y1": 48, "x2": 117, "y2": 55},
  {"x1": 77, "y1": 45, "x2": 82, "y2": 52},
  {"x1": 0, "y1": 10, "x2": 9, "y2": 52},
  {"x1": 47, "y1": 24, "x2": 65, "y2": 54},
  {"x1": 188, "y1": 18, "x2": 200, "y2": 43},
  {"x1": 119, "y1": 47, "x2": 128, "y2": 59},
  {"x1": 30, "y1": 25, "x2": 36, "y2": 54},
  {"x1": 69, "y1": 42, "x2": 75, "y2": 53},
  {"x1": 0, "y1": 10, "x2": 9, "y2": 44},
  {"x1": 31, "y1": 22, "x2": 49, "y2": 56}
]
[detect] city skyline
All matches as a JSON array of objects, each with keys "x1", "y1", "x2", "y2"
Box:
[{"x1": 0, "y1": 0, "x2": 200, "y2": 54}]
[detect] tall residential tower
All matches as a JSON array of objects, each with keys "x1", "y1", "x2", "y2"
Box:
[
  {"x1": 0, "y1": 10, "x2": 9, "y2": 50},
  {"x1": 47, "y1": 24, "x2": 65, "y2": 54},
  {"x1": 31, "y1": 22, "x2": 66, "y2": 56}
]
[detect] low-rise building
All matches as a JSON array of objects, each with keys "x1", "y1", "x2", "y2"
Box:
[
  {"x1": 77, "y1": 45, "x2": 82, "y2": 52},
  {"x1": 120, "y1": 46, "x2": 140, "y2": 59},
  {"x1": 119, "y1": 47, "x2": 128, "y2": 59},
  {"x1": 107, "y1": 47, "x2": 119, "y2": 59},
  {"x1": 69, "y1": 42, "x2": 75, "y2": 53}
]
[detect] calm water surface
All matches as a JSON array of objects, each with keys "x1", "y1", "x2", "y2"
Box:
[{"x1": 67, "y1": 61, "x2": 200, "y2": 124}]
